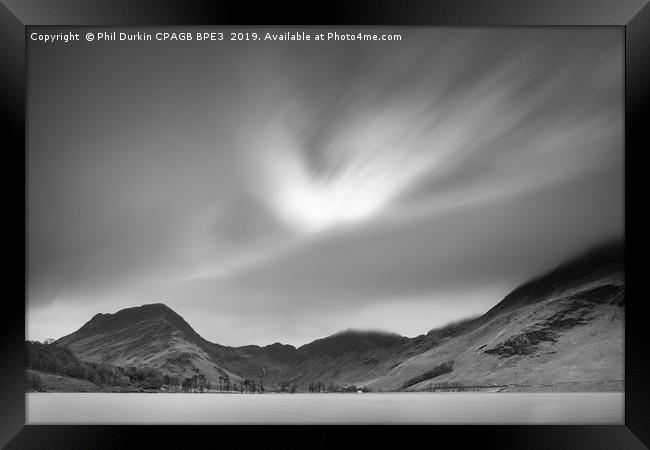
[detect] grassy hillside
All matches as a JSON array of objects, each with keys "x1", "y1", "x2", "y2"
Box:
[
  {"x1": 367, "y1": 263, "x2": 624, "y2": 392},
  {"x1": 26, "y1": 340, "x2": 170, "y2": 392},
  {"x1": 55, "y1": 304, "x2": 244, "y2": 387},
  {"x1": 26, "y1": 369, "x2": 100, "y2": 392}
]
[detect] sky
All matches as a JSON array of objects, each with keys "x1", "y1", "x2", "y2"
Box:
[{"x1": 27, "y1": 27, "x2": 623, "y2": 347}]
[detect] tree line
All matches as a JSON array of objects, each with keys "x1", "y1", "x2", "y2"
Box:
[
  {"x1": 401, "y1": 360, "x2": 454, "y2": 390},
  {"x1": 175, "y1": 374, "x2": 265, "y2": 393},
  {"x1": 25, "y1": 340, "x2": 272, "y2": 393},
  {"x1": 26, "y1": 340, "x2": 167, "y2": 390},
  {"x1": 26, "y1": 340, "x2": 377, "y2": 394},
  {"x1": 308, "y1": 381, "x2": 371, "y2": 393}
]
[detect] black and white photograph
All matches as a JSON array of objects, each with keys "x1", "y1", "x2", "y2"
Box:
[{"x1": 25, "y1": 26, "x2": 624, "y2": 424}]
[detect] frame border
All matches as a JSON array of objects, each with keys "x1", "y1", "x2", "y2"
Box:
[{"x1": 1, "y1": 1, "x2": 648, "y2": 448}]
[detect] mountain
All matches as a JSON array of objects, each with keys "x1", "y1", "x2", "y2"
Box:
[
  {"x1": 482, "y1": 240, "x2": 623, "y2": 320},
  {"x1": 55, "y1": 303, "x2": 245, "y2": 386},
  {"x1": 54, "y1": 240, "x2": 624, "y2": 392},
  {"x1": 366, "y1": 240, "x2": 624, "y2": 392},
  {"x1": 273, "y1": 330, "x2": 412, "y2": 389}
]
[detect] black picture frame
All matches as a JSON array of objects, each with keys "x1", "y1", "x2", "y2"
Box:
[{"x1": 1, "y1": 1, "x2": 648, "y2": 448}]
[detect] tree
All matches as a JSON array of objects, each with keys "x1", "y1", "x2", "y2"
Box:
[
  {"x1": 196, "y1": 374, "x2": 207, "y2": 392},
  {"x1": 25, "y1": 372, "x2": 44, "y2": 392},
  {"x1": 171, "y1": 376, "x2": 181, "y2": 391},
  {"x1": 149, "y1": 369, "x2": 164, "y2": 389}
]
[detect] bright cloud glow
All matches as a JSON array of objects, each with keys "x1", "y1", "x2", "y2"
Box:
[{"x1": 267, "y1": 107, "x2": 446, "y2": 232}]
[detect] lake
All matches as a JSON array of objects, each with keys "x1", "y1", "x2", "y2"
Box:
[{"x1": 26, "y1": 392, "x2": 623, "y2": 424}]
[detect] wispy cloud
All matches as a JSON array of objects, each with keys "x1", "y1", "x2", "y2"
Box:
[{"x1": 28, "y1": 27, "x2": 623, "y2": 345}]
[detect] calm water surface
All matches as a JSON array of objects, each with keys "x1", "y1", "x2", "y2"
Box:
[{"x1": 27, "y1": 392, "x2": 623, "y2": 424}]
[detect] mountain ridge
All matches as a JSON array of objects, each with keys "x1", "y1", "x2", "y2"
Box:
[{"x1": 53, "y1": 240, "x2": 624, "y2": 392}]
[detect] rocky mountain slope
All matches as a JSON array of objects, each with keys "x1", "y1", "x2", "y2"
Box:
[
  {"x1": 367, "y1": 241, "x2": 624, "y2": 392},
  {"x1": 55, "y1": 241, "x2": 624, "y2": 391}
]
